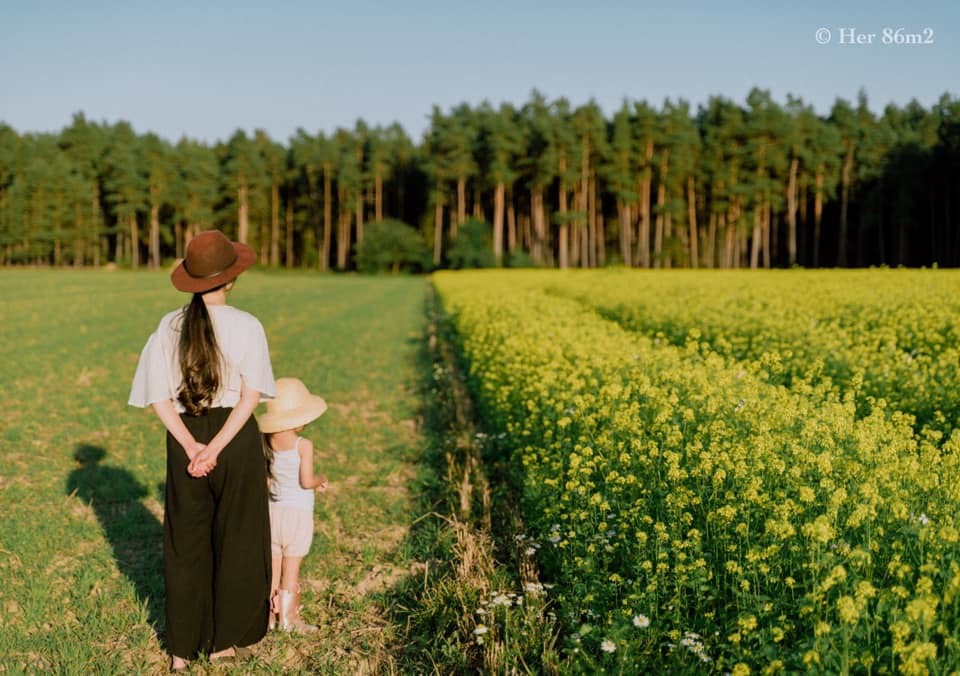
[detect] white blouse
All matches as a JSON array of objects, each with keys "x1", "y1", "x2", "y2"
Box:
[{"x1": 129, "y1": 304, "x2": 276, "y2": 412}]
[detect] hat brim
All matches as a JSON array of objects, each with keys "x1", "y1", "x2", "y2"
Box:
[
  {"x1": 257, "y1": 395, "x2": 328, "y2": 434},
  {"x1": 170, "y1": 242, "x2": 256, "y2": 293}
]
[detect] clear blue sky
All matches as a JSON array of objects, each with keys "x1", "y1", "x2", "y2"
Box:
[{"x1": 1, "y1": 0, "x2": 957, "y2": 145}]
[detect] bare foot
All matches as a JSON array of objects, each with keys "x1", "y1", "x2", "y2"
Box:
[
  {"x1": 210, "y1": 646, "x2": 236, "y2": 661},
  {"x1": 170, "y1": 655, "x2": 189, "y2": 671}
]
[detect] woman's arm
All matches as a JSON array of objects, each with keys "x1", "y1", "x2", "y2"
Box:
[
  {"x1": 152, "y1": 399, "x2": 205, "y2": 460},
  {"x1": 298, "y1": 438, "x2": 328, "y2": 491},
  {"x1": 187, "y1": 379, "x2": 262, "y2": 477}
]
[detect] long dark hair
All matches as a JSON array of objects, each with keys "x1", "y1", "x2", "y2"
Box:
[{"x1": 177, "y1": 291, "x2": 224, "y2": 415}]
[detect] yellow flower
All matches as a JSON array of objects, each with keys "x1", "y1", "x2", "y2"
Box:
[{"x1": 837, "y1": 595, "x2": 859, "y2": 624}]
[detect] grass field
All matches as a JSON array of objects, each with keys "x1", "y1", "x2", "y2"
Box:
[{"x1": 0, "y1": 269, "x2": 433, "y2": 674}]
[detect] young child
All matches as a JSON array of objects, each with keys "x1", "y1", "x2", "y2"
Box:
[{"x1": 257, "y1": 377, "x2": 329, "y2": 632}]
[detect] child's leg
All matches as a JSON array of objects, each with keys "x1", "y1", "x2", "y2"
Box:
[
  {"x1": 277, "y1": 556, "x2": 316, "y2": 631},
  {"x1": 271, "y1": 556, "x2": 282, "y2": 596},
  {"x1": 279, "y1": 556, "x2": 303, "y2": 591}
]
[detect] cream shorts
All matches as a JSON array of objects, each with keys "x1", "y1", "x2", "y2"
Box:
[{"x1": 269, "y1": 503, "x2": 314, "y2": 558}]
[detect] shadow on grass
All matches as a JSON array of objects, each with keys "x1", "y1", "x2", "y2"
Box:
[{"x1": 66, "y1": 444, "x2": 164, "y2": 635}]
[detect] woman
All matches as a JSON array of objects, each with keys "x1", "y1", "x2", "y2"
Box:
[{"x1": 129, "y1": 230, "x2": 276, "y2": 671}]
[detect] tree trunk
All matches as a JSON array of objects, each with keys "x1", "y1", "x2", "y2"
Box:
[
  {"x1": 763, "y1": 200, "x2": 772, "y2": 268},
  {"x1": 258, "y1": 217, "x2": 268, "y2": 264},
  {"x1": 507, "y1": 192, "x2": 517, "y2": 254},
  {"x1": 285, "y1": 196, "x2": 294, "y2": 268},
  {"x1": 653, "y1": 149, "x2": 669, "y2": 268},
  {"x1": 653, "y1": 181, "x2": 666, "y2": 269},
  {"x1": 580, "y1": 141, "x2": 590, "y2": 268},
  {"x1": 573, "y1": 183, "x2": 585, "y2": 268},
  {"x1": 598, "y1": 213, "x2": 605, "y2": 266},
  {"x1": 375, "y1": 172, "x2": 383, "y2": 222},
  {"x1": 531, "y1": 186, "x2": 545, "y2": 265},
  {"x1": 129, "y1": 213, "x2": 140, "y2": 268},
  {"x1": 493, "y1": 181, "x2": 504, "y2": 264},
  {"x1": 687, "y1": 176, "x2": 698, "y2": 268},
  {"x1": 336, "y1": 189, "x2": 350, "y2": 270},
  {"x1": 473, "y1": 187, "x2": 483, "y2": 220},
  {"x1": 589, "y1": 171, "x2": 598, "y2": 268},
  {"x1": 558, "y1": 157, "x2": 569, "y2": 269},
  {"x1": 618, "y1": 201, "x2": 632, "y2": 267},
  {"x1": 839, "y1": 142, "x2": 854, "y2": 266},
  {"x1": 636, "y1": 140, "x2": 654, "y2": 268},
  {"x1": 519, "y1": 214, "x2": 531, "y2": 256},
  {"x1": 663, "y1": 212, "x2": 672, "y2": 268},
  {"x1": 787, "y1": 156, "x2": 799, "y2": 266},
  {"x1": 320, "y1": 164, "x2": 332, "y2": 271},
  {"x1": 149, "y1": 201, "x2": 160, "y2": 269},
  {"x1": 355, "y1": 190, "x2": 364, "y2": 245},
  {"x1": 174, "y1": 221, "x2": 183, "y2": 260},
  {"x1": 707, "y1": 211, "x2": 717, "y2": 268},
  {"x1": 456, "y1": 178, "x2": 466, "y2": 228},
  {"x1": 750, "y1": 205, "x2": 762, "y2": 269},
  {"x1": 237, "y1": 181, "x2": 249, "y2": 244},
  {"x1": 433, "y1": 194, "x2": 444, "y2": 265},
  {"x1": 814, "y1": 167, "x2": 824, "y2": 268},
  {"x1": 91, "y1": 183, "x2": 101, "y2": 267},
  {"x1": 271, "y1": 182, "x2": 280, "y2": 266}
]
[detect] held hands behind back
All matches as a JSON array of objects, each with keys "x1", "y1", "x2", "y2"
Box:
[{"x1": 188, "y1": 444, "x2": 218, "y2": 477}]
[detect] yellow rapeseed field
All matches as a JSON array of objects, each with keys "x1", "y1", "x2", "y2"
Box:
[{"x1": 434, "y1": 269, "x2": 960, "y2": 674}]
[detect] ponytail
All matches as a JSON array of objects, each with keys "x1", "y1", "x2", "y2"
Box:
[{"x1": 177, "y1": 292, "x2": 223, "y2": 415}]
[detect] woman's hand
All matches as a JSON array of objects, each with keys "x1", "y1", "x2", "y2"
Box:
[
  {"x1": 184, "y1": 440, "x2": 206, "y2": 461},
  {"x1": 314, "y1": 474, "x2": 328, "y2": 492},
  {"x1": 188, "y1": 446, "x2": 220, "y2": 477}
]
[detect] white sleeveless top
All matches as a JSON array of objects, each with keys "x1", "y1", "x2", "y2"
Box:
[{"x1": 270, "y1": 437, "x2": 315, "y2": 510}]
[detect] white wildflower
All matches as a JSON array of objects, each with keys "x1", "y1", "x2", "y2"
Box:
[
  {"x1": 632, "y1": 614, "x2": 650, "y2": 629},
  {"x1": 523, "y1": 582, "x2": 545, "y2": 595},
  {"x1": 601, "y1": 639, "x2": 616, "y2": 653}
]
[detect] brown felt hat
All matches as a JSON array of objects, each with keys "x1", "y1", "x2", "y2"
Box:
[{"x1": 171, "y1": 230, "x2": 256, "y2": 293}]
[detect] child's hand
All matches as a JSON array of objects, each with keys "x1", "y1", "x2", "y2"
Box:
[{"x1": 315, "y1": 474, "x2": 328, "y2": 492}]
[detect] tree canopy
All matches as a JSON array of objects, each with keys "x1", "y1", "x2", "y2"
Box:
[{"x1": 1, "y1": 89, "x2": 958, "y2": 269}]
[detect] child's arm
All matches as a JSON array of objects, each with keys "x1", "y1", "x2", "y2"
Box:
[{"x1": 298, "y1": 438, "x2": 328, "y2": 491}]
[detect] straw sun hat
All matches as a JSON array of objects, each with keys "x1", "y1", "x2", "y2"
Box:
[
  {"x1": 258, "y1": 378, "x2": 328, "y2": 434},
  {"x1": 171, "y1": 229, "x2": 256, "y2": 293}
]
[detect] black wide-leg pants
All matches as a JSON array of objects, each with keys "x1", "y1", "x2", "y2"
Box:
[{"x1": 163, "y1": 408, "x2": 270, "y2": 658}]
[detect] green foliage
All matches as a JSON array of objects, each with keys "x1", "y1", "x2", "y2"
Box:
[
  {"x1": 447, "y1": 218, "x2": 495, "y2": 269},
  {"x1": 1, "y1": 91, "x2": 959, "y2": 268},
  {"x1": 504, "y1": 248, "x2": 536, "y2": 268},
  {"x1": 354, "y1": 219, "x2": 431, "y2": 274}
]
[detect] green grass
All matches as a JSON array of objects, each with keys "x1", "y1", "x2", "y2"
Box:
[{"x1": 0, "y1": 269, "x2": 432, "y2": 674}]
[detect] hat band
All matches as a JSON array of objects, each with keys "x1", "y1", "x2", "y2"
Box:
[{"x1": 183, "y1": 252, "x2": 239, "y2": 279}]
